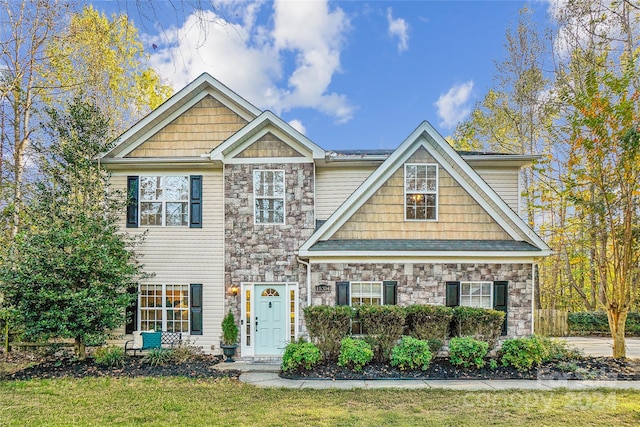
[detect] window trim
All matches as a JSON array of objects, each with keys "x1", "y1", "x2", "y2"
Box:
[
  {"x1": 253, "y1": 169, "x2": 286, "y2": 225},
  {"x1": 459, "y1": 281, "x2": 493, "y2": 309},
  {"x1": 139, "y1": 175, "x2": 190, "y2": 227},
  {"x1": 138, "y1": 283, "x2": 190, "y2": 334},
  {"x1": 404, "y1": 163, "x2": 438, "y2": 222},
  {"x1": 349, "y1": 281, "x2": 384, "y2": 306}
]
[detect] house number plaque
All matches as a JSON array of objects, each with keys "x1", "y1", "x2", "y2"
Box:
[{"x1": 315, "y1": 284, "x2": 331, "y2": 293}]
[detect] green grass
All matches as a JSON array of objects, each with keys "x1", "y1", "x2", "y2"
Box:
[{"x1": 1, "y1": 378, "x2": 639, "y2": 426}]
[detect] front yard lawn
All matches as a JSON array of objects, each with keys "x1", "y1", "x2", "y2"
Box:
[{"x1": 1, "y1": 377, "x2": 639, "y2": 426}]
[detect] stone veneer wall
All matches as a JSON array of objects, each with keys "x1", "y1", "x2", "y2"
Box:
[
  {"x1": 310, "y1": 262, "x2": 534, "y2": 338},
  {"x1": 224, "y1": 163, "x2": 315, "y2": 340}
]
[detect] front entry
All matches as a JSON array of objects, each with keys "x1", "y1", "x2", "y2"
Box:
[{"x1": 255, "y1": 285, "x2": 287, "y2": 355}]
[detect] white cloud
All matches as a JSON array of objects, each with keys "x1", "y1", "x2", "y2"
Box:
[
  {"x1": 146, "y1": 0, "x2": 353, "y2": 123},
  {"x1": 434, "y1": 81, "x2": 474, "y2": 129},
  {"x1": 386, "y1": 8, "x2": 409, "y2": 53},
  {"x1": 287, "y1": 119, "x2": 306, "y2": 135}
]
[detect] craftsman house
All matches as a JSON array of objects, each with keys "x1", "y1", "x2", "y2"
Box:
[{"x1": 101, "y1": 73, "x2": 551, "y2": 358}]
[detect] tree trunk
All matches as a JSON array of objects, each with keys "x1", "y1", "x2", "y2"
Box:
[
  {"x1": 74, "y1": 336, "x2": 86, "y2": 360},
  {"x1": 606, "y1": 308, "x2": 628, "y2": 359}
]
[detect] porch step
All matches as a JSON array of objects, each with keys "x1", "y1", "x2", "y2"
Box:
[
  {"x1": 215, "y1": 359, "x2": 281, "y2": 373},
  {"x1": 242, "y1": 356, "x2": 282, "y2": 365}
]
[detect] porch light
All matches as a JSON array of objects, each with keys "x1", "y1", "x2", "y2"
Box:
[{"x1": 230, "y1": 285, "x2": 239, "y2": 296}]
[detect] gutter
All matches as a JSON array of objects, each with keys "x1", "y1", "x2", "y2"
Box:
[{"x1": 297, "y1": 257, "x2": 311, "y2": 307}]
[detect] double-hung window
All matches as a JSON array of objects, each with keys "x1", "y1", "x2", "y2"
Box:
[
  {"x1": 446, "y1": 280, "x2": 508, "y2": 335},
  {"x1": 139, "y1": 284, "x2": 189, "y2": 333},
  {"x1": 140, "y1": 176, "x2": 189, "y2": 226},
  {"x1": 460, "y1": 282, "x2": 492, "y2": 309},
  {"x1": 127, "y1": 175, "x2": 202, "y2": 229},
  {"x1": 254, "y1": 170, "x2": 285, "y2": 224},
  {"x1": 405, "y1": 164, "x2": 438, "y2": 221},
  {"x1": 335, "y1": 281, "x2": 398, "y2": 335}
]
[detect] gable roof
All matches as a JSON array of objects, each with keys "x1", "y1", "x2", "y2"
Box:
[
  {"x1": 210, "y1": 110, "x2": 325, "y2": 162},
  {"x1": 101, "y1": 73, "x2": 261, "y2": 160},
  {"x1": 299, "y1": 120, "x2": 551, "y2": 258}
]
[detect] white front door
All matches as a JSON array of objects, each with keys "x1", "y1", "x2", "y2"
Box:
[{"x1": 254, "y1": 284, "x2": 287, "y2": 355}]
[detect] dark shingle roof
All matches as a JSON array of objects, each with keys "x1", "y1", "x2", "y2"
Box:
[{"x1": 308, "y1": 239, "x2": 541, "y2": 252}]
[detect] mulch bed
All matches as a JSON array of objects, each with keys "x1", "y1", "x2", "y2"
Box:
[
  {"x1": 281, "y1": 357, "x2": 640, "y2": 381},
  {"x1": 1, "y1": 352, "x2": 240, "y2": 381}
]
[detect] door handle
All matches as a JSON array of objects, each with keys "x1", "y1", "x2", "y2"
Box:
[{"x1": 255, "y1": 317, "x2": 258, "y2": 332}]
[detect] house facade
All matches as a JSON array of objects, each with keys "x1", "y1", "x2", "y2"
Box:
[{"x1": 101, "y1": 73, "x2": 551, "y2": 358}]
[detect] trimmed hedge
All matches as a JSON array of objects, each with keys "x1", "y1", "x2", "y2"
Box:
[
  {"x1": 568, "y1": 311, "x2": 640, "y2": 336},
  {"x1": 304, "y1": 305, "x2": 354, "y2": 360},
  {"x1": 452, "y1": 306, "x2": 505, "y2": 347},
  {"x1": 405, "y1": 305, "x2": 453, "y2": 342},
  {"x1": 358, "y1": 305, "x2": 405, "y2": 362},
  {"x1": 303, "y1": 304, "x2": 507, "y2": 361}
]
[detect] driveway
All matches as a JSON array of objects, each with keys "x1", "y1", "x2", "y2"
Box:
[{"x1": 560, "y1": 337, "x2": 640, "y2": 358}]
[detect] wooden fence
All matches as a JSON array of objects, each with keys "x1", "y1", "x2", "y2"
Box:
[{"x1": 534, "y1": 309, "x2": 569, "y2": 336}]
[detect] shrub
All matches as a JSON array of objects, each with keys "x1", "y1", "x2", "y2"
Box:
[
  {"x1": 568, "y1": 311, "x2": 640, "y2": 336},
  {"x1": 94, "y1": 345, "x2": 125, "y2": 367},
  {"x1": 171, "y1": 340, "x2": 205, "y2": 363},
  {"x1": 405, "y1": 305, "x2": 453, "y2": 342},
  {"x1": 281, "y1": 340, "x2": 322, "y2": 373},
  {"x1": 337, "y1": 337, "x2": 373, "y2": 372},
  {"x1": 500, "y1": 336, "x2": 549, "y2": 371},
  {"x1": 143, "y1": 348, "x2": 173, "y2": 367},
  {"x1": 221, "y1": 311, "x2": 239, "y2": 345},
  {"x1": 452, "y1": 306, "x2": 505, "y2": 347},
  {"x1": 358, "y1": 305, "x2": 405, "y2": 362},
  {"x1": 426, "y1": 338, "x2": 443, "y2": 354},
  {"x1": 390, "y1": 336, "x2": 433, "y2": 371},
  {"x1": 534, "y1": 335, "x2": 582, "y2": 361},
  {"x1": 304, "y1": 305, "x2": 353, "y2": 360},
  {"x1": 449, "y1": 336, "x2": 488, "y2": 369}
]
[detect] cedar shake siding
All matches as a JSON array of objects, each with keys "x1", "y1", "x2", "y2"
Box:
[
  {"x1": 331, "y1": 147, "x2": 512, "y2": 241},
  {"x1": 127, "y1": 95, "x2": 248, "y2": 158}
]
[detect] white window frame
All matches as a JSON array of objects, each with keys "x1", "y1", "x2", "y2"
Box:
[
  {"x1": 349, "y1": 281, "x2": 383, "y2": 306},
  {"x1": 139, "y1": 175, "x2": 189, "y2": 227},
  {"x1": 404, "y1": 163, "x2": 438, "y2": 221},
  {"x1": 459, "y1": 281, "x2": 493, "y2": 309},
  {"x1": 138, "y1": 284, "x2": 190, "y2": 334},
  {"x1": 253, "y1": 170, "x2": 285, "y2": 225}
]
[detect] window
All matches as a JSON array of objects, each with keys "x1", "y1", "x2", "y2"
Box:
[
  {"x1": 405, "y1": 164, "x2": 438, "y2": 220},
  {"x1": 350, "y1": 282, "x2": 383, "y2": 306},
  {"x1": 140, "y1": 176, "x2": 189, "y2": 226},
  {"x1": 139, "y1": 284, "x2": 189, "y2": 333},
  {"x1": 254, "y1": 170, "x2": 285, "y2": 224},
  {"x1": 350, "y1": 282, "x2": 382, "y2": 334},
  {"x1": 460, "y1": 282, "x2": 492, "y2": 309}
]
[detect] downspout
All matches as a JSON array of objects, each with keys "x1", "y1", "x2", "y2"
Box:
[{"x1": 297, "y1": 257, "x2": 311, "y2": 307}]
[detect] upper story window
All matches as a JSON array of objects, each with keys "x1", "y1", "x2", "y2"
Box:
[
  {"x1": 254, "y1": 170, "x2": 285, "y2": 224},
  {"x1": 405, "y1": 164, "x2": 438, "y2": 221},
  {"x1": 140, "y1": 176, "x2": 189, "y2": 226}
]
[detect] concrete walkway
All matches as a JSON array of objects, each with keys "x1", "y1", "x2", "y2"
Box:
[{"x1": 214, "y1": 337, "x2": 640, "y2": 390}]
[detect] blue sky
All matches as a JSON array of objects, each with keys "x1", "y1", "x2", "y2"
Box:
[{"x1": 92, "y1": 1, "x2": 553, "y2": 150}]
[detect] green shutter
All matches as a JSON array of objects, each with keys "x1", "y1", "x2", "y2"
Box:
[
  {"x1": 383, "y1": 281, "x2": 397, "y2": 305},
  {"x1": 125, "y1": 286, "x2": 138, "y2": 334},
  {"x1": 190, "y1": 284, "x2": 203, "y2": 335},
  {"x1": 190, "y1": 175, "x2": 202, "y2": 228},
  {"x1": 445, "y1": 282, "x2": 460, "y2": 307},
  {"x1": 493, "y1": 281, "x2": 508, "y2": 336},
  {"x1": 126, "y1": 176, "x2": 139, "y2": 228},
  {"x1": 336, "y1": 282, "x2": 349, "y2": 306}
]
